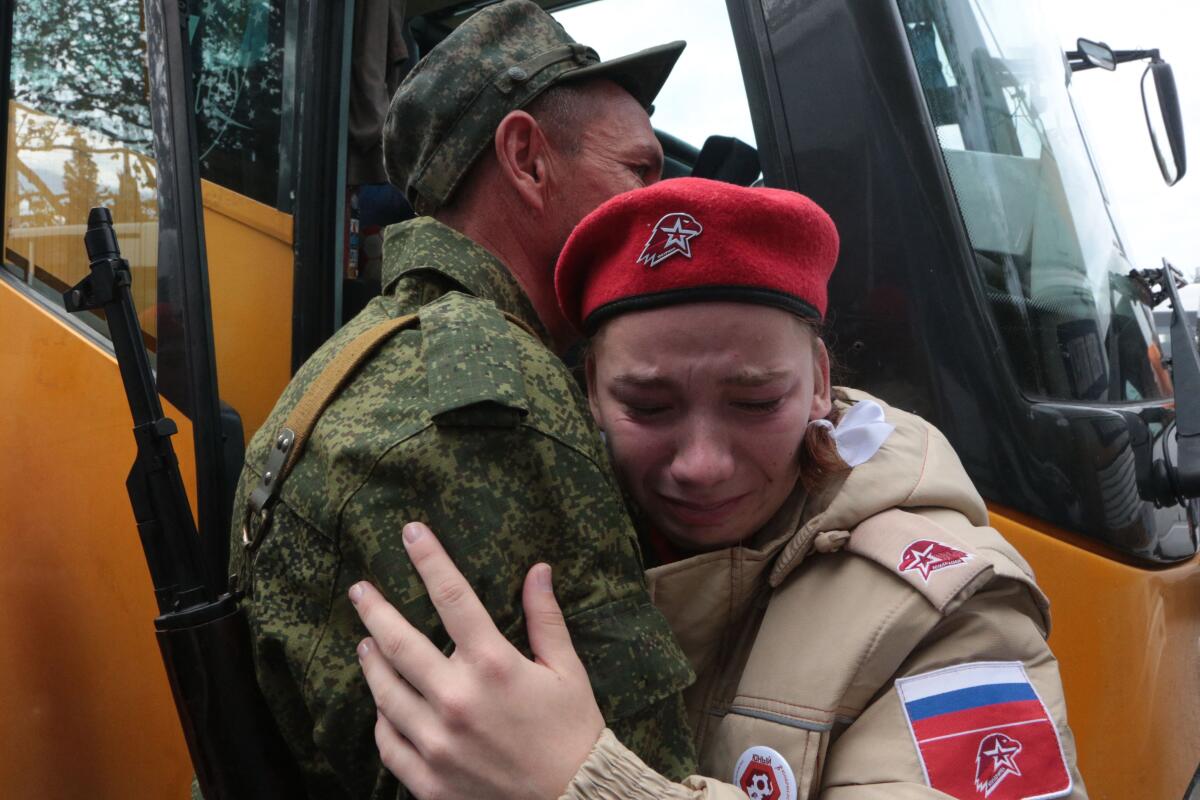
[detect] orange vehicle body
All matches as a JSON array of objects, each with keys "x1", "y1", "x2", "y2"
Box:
[
  {"x1": 993, "y1": 506, "x2": 1200, "y2": 799},
  {"x1": 0, "y1": 176, "x2": 292, "y2": 796},
  {"x1": 0, "y1": 283, "x2": 194, "y2": 796}
]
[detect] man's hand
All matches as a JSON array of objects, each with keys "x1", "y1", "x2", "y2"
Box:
[{"x1": 350, "y1": 522, "x2": 606, "y2": 800}]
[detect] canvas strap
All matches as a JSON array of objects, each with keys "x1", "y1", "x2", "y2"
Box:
[
  {"x1": 242, "y1": 312, "x2": 420, "y2": 549},
  {"x1": 241, "y1": 308, "x2": 537, "y2": 551}
]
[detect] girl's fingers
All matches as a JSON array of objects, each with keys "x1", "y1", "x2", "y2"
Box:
[
  {"x1": 350, "y1": 582, "x2": 447, "y2": 700},
  {"x1": 521, "y1": 564, "x2": 583, "y2": 674},
  {"x1": 357, "y1": 637, "x2": 438, "y2": 743},
  {"x1": 373, "y1": 710, "x2": 436, "y2": 798},
  {"x1": 400, "y1": 522, "x2": 505, "y2": 654}
]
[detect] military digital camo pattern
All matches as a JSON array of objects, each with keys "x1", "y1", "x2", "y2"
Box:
[
  {"x1": 228, "y1": 217, "x2": 697, "y2": 799},
  {"x1": 384, "y1": 0, "x2": 601, "y2": 213},
  {"x1": 382, "y1": 0, "x2": 684, "y2": 215}
]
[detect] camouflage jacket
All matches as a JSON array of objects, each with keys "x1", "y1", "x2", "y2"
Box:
[{"x1": 228, "y1": 217, "x2": 697, "y2": 799}]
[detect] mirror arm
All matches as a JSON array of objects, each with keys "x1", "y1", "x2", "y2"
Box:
[
  {"x1": 1112, "y1": 48, "x2": 1159, "y2": 65},
  {"x1": 1162, "y1": 259, "x2": 1200, "y2": 497},
  {"x1": 1066, "y1": 52, "x2": 1100, "y2": 73},
  {"x1": 1067, "y1": 47, "x2": 1160, "y2": 72}
]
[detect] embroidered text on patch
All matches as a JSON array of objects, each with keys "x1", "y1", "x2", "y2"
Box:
[
  {"x1": 636, "y1": 212, "x2": 703, "y2": 267},
  {"x1": 898, "y1": 539, "x2": 972, "y2": 582}
]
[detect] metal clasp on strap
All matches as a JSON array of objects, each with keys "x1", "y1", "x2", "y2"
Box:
[{"x1": 242, "y1": 428, "x2": 295, "y2": 550}]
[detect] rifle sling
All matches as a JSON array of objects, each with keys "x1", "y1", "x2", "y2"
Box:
[{"x1": 243, "y1": 308, "x2": 536, "y2": 550}]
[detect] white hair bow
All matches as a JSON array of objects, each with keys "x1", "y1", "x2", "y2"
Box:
[{"x1": 809, "y1": 399, "x2": 895, "y2": 468}]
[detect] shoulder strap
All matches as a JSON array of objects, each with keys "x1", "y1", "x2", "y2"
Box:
[
  {"x1": 845, "y1": 508, "x2": 994, "y2": 614},
  {"x1": 241, "y1": 305, "x2": 538, "y2": 550},
  {"x1": 421, "y1": 293, "x2": 531, "y2": 424},
  {"x1": 242, "y1": 312, "x2": 419, "y2": 550}
]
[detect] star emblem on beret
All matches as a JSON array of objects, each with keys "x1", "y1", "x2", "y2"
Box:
[{"x1": 636, "y1": 212, "x2": 703, "y2": 268}]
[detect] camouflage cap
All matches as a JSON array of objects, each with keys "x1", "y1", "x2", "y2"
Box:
[{"x1": 383, "y1": 0, "x2": 685, "y2": 215}]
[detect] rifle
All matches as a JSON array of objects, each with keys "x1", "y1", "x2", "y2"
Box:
[{"x1": 64, "y1": 208, "x2": 302, "y2": 799}]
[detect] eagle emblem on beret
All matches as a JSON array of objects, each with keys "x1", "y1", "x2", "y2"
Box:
[{"x1": 637, "y1": 212, "x2": 703, "y2": 268}]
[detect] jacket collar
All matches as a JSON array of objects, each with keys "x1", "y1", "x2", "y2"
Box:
[
  {"x1": 381, "y1": 216, "x2": 549, "y2": 343},
  {"x1": 644, "y1": 485, "x2": 806, "y2": 678},
  {"x1": 768, "y1": 389, "x2": 988, "y2": 587}
]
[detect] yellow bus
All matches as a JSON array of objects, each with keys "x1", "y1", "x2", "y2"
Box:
[{"x1": 0, "y1": 0, "x2": 1195, "y2": 797}]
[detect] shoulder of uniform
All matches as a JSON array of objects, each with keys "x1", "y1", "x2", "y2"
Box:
[
  {"x1": 419, "y1": 291, "x2": 530, "y2": 428},
  {"x1": 841, "y1": 508, "x2": 1050, "y2": 627}
]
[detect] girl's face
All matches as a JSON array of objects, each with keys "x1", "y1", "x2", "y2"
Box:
[{"x1": 588, "y1": 302, "x2": 831, "y2": 552}]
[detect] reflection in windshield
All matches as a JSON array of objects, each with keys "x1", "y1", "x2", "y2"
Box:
[
  {"x1": 5, "y1": 0, "x2": 160, "y2": 343},
  {"x1": 898, "y1": 0, "x2": 1169, "y2": 402}
]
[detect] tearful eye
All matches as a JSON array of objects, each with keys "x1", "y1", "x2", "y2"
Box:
[
  {"x1": 624, "y1": 403, "x2": 671, "y2": 419},
  {"x1": 734, "y1": 398, "x2": 784, "y2": 414}
]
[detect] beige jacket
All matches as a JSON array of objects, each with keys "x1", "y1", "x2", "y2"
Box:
[{"x1": 562, "y1": 391, "x2": 1087, "y2": 800}]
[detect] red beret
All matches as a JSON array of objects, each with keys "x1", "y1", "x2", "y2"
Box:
[{"x1": 555, "y1": 177, "x2": 839, "y2": 334}]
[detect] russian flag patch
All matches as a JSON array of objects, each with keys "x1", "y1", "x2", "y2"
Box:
[{"x1": 896, "y1": 662, "x2": 1072, "y2": 799}]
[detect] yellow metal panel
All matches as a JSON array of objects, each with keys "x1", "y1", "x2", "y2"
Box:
[
  {"x1": 0, "y1": 280, "x2": 192, "y2": 797},
  {"x1": 201, "y1": 179, "x2": 294, "y2": 443},
  {"x1": 990, "y1": 504, "x2": 1200, "y2": 800}
]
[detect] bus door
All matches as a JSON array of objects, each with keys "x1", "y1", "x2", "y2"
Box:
[{"x1": 0, "y1": 0, "x2": 349, "y2": 794}]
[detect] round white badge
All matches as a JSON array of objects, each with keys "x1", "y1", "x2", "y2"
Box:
[{"x1": 733, "y1": 745, "x2": 797, "y2": 800}]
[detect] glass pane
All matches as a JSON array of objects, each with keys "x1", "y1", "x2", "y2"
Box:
[
  {"x1": 190, "y1": 0, "x2": 293, "y2": 212},
  {"x1": 897, "y1": 0, "x2": 1171, "y2": 403},
  {"x1": 5, "y1": 0, "x2": 159, "y2": 346},
  {"x1": 552, "y1": 0, "x2": 757, "y2": 151}
]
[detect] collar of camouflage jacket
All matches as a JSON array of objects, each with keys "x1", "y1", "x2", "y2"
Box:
[{"x1": 381, "y1": 216, "x2": 549, "y2": 341}]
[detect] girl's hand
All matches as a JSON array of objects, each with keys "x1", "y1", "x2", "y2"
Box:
[{"x1": 350, "y1": 522, "x2": 605, "y2": 800}]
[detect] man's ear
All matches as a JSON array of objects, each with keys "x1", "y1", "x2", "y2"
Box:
[
  {"x1": 585, "y1": 352, "x2": 604, "y2": 430},
  {"x1": 810, "y1": 339, "x2": 833, "y2": 420},
  {"x1": 493, "y1": 110, "x2": 549, "y2": 215}
]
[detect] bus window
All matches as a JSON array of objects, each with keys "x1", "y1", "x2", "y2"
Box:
[
  {"x1": 186, "y1": 0, "x2": 298, "y2": 440},
  {"x1": 898, "y1": 0, "x2": 1170, "y2": 403},
  {"x1": 5, "y1": 0, "x2": 159, "y2": 346},
  {"x1": 191, "y1": 0, "x2": 294, "y2": 212},
  {"x1": 552, "y1": 0, "x2": 758, "y2": 167}
]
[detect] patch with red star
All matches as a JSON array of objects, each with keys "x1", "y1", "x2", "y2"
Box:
[
  {"x1": 897, "y1": 539, "x2": 973, "y2": 583},
  {"x1": 896, "y1": 662, "x2": 1072, "y2": 799}
]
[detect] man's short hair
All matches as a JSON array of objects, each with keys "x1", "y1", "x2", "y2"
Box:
[{"x1": 524, "y1": 82, "x2": 592, "y2": 156}]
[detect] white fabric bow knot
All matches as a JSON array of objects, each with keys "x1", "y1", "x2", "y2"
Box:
[{"x1": 809, "y1": 399, "x2": 895, "y2": 468}]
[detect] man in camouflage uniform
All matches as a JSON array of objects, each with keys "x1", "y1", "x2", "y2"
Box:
[{"x1": 227, "y1": 2, "x2": 695, "y2": 797}]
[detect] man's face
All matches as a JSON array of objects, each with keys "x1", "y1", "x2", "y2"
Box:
[{"x1": 545, "y1": 83, "x2": 664, "y2": 249}]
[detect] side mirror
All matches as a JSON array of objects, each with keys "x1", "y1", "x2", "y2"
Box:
[
  {"x1": 1076, "y1": 38, "x2": 1116, "y2": 71},
  {"x1": 1142, "y1": 59, "x2": 1188, "y2": 185}
]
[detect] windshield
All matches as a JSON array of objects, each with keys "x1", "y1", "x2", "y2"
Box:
[{"x1": 898, "y1": 0, "x2": 1170, "y2": 402}]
